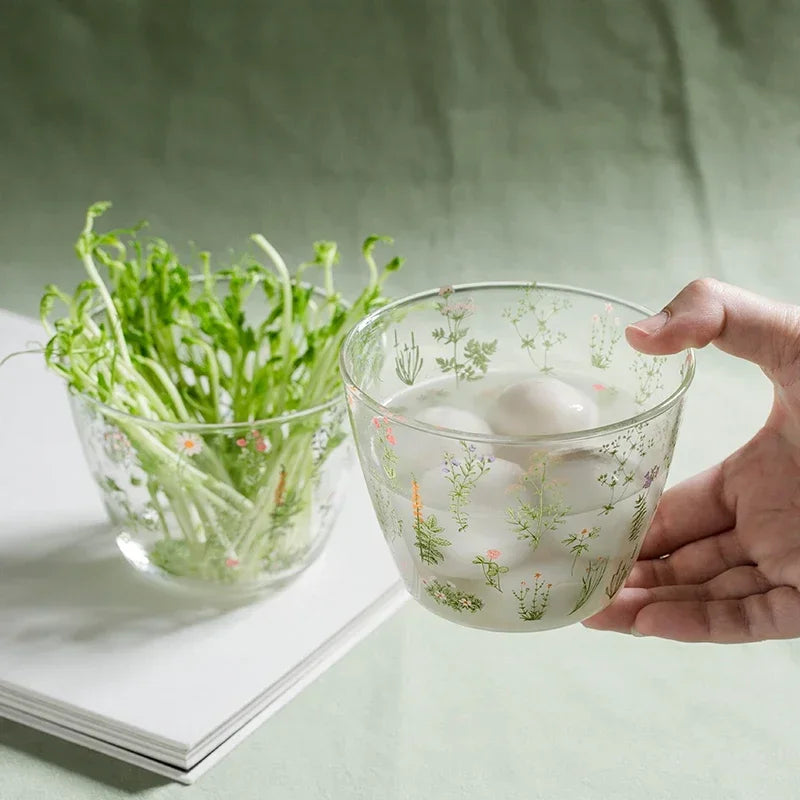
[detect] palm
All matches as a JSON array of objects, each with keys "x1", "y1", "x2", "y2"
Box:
[{"x1": 591, "y1": 428, "x2": 800, "y2": 642}]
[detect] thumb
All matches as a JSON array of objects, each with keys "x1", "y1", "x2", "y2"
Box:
[{"x1": 627, "y1": 278, "x2": 800, "y2": 382}]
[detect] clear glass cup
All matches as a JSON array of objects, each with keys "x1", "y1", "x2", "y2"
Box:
[
  {"x1": 71, "y1": 382, "x2": 351, "y2": 592},
  {"x1": 340, "y1": 282, "x2": 694, "y2": 632}
]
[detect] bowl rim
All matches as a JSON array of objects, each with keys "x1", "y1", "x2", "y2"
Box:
[
  {"x1": 73, "y1": 390, "x2": 341, "y2": 433},
  {"x1": 339, "y1": 280, "x2": 696, "y2": 445}
]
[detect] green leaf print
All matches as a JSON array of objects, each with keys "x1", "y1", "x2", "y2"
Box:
[
  {"x1": 513, "y1": 574, "x2": 552, "y2": 621},
  {"x1": 502, "y1": 284, "x2": 570, "y2": 372},
  {"x1": 393, "y1": 330, "x2": 423, "y2": 386},
  {"x1": 370, "y1": 481, "x2": 404, "y2": 542},
  {"x1": 570, "y1": 557, "x2": 609, "y2": 615},
  {"x1": 371, "y1": 415, "x2": 398, "y2": 487},
  {"x1": 597, "y1": 424, "x2": 655, "y2": 514},
  {"x1": 442, "y1": 441, "x2": 495, "y2": 532},
  {"x1": 590, "y1": 303, "x2": 623, "y2": 369},
  {"x1": 629, "y1": 492, "x2": 648, "y2": 543},
  {"x1": 562, "y1": 526, "x2": 600, "y2": 574},
  {"x1": 411, "y1": 477, "x2": 451, "y2": 565},
  {"x1": 506, "y1": 452, "x2": 570, "y2": 548},
  {"x1": 632, "y1": 354, "x2": 667, "y2": 406},
  {"x1": 425, "y1": 579, "x2": 484, "y2": 613},
  {"x1": 605, "y1": 553, "x2": 635, "y2": 600},
  {"x1": 472, "y1": 549, "x2": 510, "y2": 592},
  {"x1": 431, "y1": 288, "x2": 496, "y2": 385}
]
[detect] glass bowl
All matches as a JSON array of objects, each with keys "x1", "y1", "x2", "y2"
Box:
[
  {"x1": 339, "y1": 282, "x2": 694, "y2": 632},
  {"x1": 65, "y1": 277, "x2": 353, "y2": 593},
  {"x1": 71, "y1": 393, "x2": 351, "y2": 591}
]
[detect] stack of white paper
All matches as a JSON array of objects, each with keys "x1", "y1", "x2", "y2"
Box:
[{"x1": 0, "y1": 311, "x2": 405, "y2": 783}]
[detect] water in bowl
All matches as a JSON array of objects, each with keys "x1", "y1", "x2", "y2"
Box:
[{"x1": 365, "y1": 369, "x2": 662, "y2": 632}]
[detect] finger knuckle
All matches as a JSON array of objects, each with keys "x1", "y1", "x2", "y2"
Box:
[
  {"x1": 771, "y1": 306, "x2": 800, "y2": 379},
  {"x1": 685, "y1": 277, "x2": 723, "y2": 302}
]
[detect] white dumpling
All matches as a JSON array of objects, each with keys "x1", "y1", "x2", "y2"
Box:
[
  {"x1": 487, "y1": 375, "x2": 599, "y2": 436},
  {"x1": 389, "y1": 405, "x2": 494, "y2": 478},
  {"x1": 418, "y1": 456, "x2": 523, "y2": 512},
  {"x1": 415, "y1": 405, "x2": 494, "y2": 437}
]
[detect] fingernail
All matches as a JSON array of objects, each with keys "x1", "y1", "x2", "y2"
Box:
[{"x1": 629, "y1": 310, "x2": 669, "y2": 335}]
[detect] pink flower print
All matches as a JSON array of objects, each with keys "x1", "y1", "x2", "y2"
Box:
[
  {"x1": 256, "y1": 439, "x2": 271, "y2": 453},
  {"x1": 604, "y1": 302, "x2": 613, "y2": 313},
  {"x1": 592, "y1": 383, "x2": 607, "y2": 391},
  {"x1": 434, "y1": 590, "x2": 446, "y2": 601},
  {"x1": 486, "y1": 549, "x2": 501, "y2": 561},
  {"x1": 442, "y1": 299, "x2": 475, "y2": 317},
  {"x1": 371, "y1": 416, "x2": 381, "y2": 429},
  {"x1": 236, "y1": 438, "x2": 247, "y2": 447},
  {"x1": 592, "y1": 314, "x2": 600, "y2": 322},
  {"x1": 438, "y1": 285, "x2": 454, "y2": 297},
  {"x1": 103, "y1": 429, "x2": 131, "y2": 462},
  {"x1": 534, "y1": 572, "x2": 542, "y2": 579},
  {"x1": 460, "y1": 299, "x2": 476, "y2": 314},
  {"x1": 459, "y1": 597, "x2": 471, "y2": 608},
  {"x1": 386, "y1": 428, "x2": 397, "y2": 446},
  {"x1": 225, "y1": 558, "x2": 240, "y2": 568}
]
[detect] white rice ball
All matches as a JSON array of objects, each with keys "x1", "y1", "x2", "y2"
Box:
[
  {"x1": 390, "y1": 405, "x2": 494, "y2": 478},
  {"x1": 487, "y1": 375, "x2": 599, "y2": 436}
]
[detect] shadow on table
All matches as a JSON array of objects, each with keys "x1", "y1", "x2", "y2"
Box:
[
  {"x1": 0, "y1": 717, "x2": 170, "y2": 793},
  {"x1": 0, "y1": 520, "x2": 258, "y2": 645}
]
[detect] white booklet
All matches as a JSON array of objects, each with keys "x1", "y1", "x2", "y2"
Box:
[{"x1": 0, "y1": 310, "x2": 406, "y2": 783}]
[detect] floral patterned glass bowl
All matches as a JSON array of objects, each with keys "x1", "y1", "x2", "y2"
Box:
[
  {"x1": 71, "y1": 392, "x2": 351, "y2": 592},
  {"x1": 340, "y1": 282, "x2": 694, "y2": 632}
]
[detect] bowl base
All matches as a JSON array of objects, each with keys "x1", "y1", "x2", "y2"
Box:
[{"x1": 116, "y1": 529, "x2": 330, "y2": 598}]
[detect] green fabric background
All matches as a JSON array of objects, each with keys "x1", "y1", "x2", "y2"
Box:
[{"x1": 2, "y1": 1, "x2": 800, "y2": 797}]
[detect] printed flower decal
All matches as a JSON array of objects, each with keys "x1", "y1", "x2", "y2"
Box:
[
  {"x1": 513, "y1": 573, "x2": 552, "y2": 621},
  {"x1": 433, "y1": 290, "x2": 497, "y2": 384},
  {"x1": 412, "y1": 477, "x2": 451, "y2": 565},
  {"x1": 590, "y1": 303, "x2": 622, "y2": 369},
  {"x1": 102, "y1": 428, "x2": 132, "y2": 464},
  {"x1": 176, "y1": 432, "x2": 203, "y2": 456},
  {"x1": 643, "y1": 465, "x2": 660, "y2": 489},
  {"x1": 442, "y1": 442, "x2": 495, "y2": 531},
  {"x1": 425, "y1": 578, "x2": 483, "y2": 613},
  {"x1": 372, "y1": 416, "x2": 398, "y2": 484},
  {"x1": 235, "y1": 429, "x2": 272, "y2": 454},
  {"x1": 473, "y1": 548, "x2": 510, "y2": 591}
]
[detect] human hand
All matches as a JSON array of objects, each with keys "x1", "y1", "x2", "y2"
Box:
[{"x1": 583, "y1": 279, "x2": 800, "y2": 643}]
